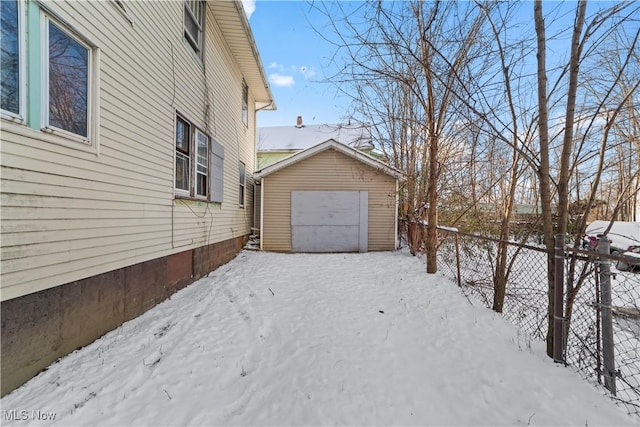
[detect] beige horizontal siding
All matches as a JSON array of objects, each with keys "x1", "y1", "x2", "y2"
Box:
[
  {"x1": 262, "y1": 148, "x2": 397, "y2": 252},
  {"x1": 0, "y1": 1, "x2": 260, "y2": 301}
]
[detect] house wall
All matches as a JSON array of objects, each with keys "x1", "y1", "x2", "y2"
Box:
[
  {"x1": 257, "y1": 151, "x2": 295, "y2": 169},
  {"x1": 1, "y1": 1, "x2": 262, "y2": 395},
  {"x1": 261, "y1": 148, "x2": 397, "y2": 252},
  {"x1": 1, "y1": 0, "x2": 255, "y2": 302}
]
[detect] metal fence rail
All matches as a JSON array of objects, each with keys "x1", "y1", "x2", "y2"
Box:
[{"x1": 434, "y1": 227, "x2": 640, "y2": 417}]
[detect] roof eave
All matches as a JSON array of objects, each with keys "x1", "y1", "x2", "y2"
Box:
[
  {"x1": 207, "y1": 0, "x2": 275, "y2": 107},
  {"x1": 254, "y1": 139, "x2": 406, "y2": 181}
]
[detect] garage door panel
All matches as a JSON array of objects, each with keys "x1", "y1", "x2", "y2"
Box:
[
  {"x1": 292, "y1": 225, "x2": 360, "y2": 252},
  {"x1": 291, "y1": 190, "x2": 368, "y2": 253},
  {"x1": 291, "y1": 191, "x2": 360, "y2": 226}
]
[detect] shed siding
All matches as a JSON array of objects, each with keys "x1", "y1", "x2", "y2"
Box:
[
  {"x1": 262, "y1": 148, "x2": 396, "y2": 252},
  {"x1": 1, "y1": 1, "x2": 257, "y2": 301}
]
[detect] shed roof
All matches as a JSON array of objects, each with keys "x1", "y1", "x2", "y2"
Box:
[
  {"x1": 257, "y1": 122, "x2": 372, "y2": 151},
  {"x1": 208, "y1": 0, "x2": 275, "y2": 109},
  {"x1": 254, "y1": 139, "x2": 405, "y2": 181}
]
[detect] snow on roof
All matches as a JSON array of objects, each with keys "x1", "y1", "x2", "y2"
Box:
[
  {"x1": 585, "y1": 220, "x2": 640, "y2": 251},
  {"x1": 257, "y1": 122, "x2": 373, "y2": 152}
]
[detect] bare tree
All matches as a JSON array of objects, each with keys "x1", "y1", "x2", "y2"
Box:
[
  {"x1": 319, "y1": 0, "x2": 639, "y2": 358},
  {"x1": 317, "y1": 0, "x2": 492, "y2": 272},
  {"x1": 533, "y1": 0, "x2": 639, "y2": 356}
]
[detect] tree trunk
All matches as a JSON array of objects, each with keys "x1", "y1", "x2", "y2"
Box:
[
  {"x1": 426, "y1": 132, "x2": 439, "y2": 273},
  {"x1": 534, "y1": 0, "x2": 556, "y2": 358},
  {"x1": 556, "y1": 0, "x2": 586, "y2": 238}
]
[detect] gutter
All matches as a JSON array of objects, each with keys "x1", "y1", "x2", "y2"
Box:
[{"x1": 232, "y1": 0, "x2": 275, "y2": 107}]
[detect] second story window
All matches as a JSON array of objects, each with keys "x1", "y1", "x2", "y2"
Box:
[
  {"x1": 242, "y1": 80, "x2": 248, "y2": 127},
  {"x1": 184, "y1": 0, "x2": 203, "y2": 57}
]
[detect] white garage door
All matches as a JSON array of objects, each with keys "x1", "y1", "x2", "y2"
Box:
[{"x1": 291, "y1": 191, "x2": 368, "y2": 253}]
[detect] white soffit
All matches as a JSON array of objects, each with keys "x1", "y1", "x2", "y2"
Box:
[{"x1": 208, "y1": 0, "x2": 275, "y2": 108}]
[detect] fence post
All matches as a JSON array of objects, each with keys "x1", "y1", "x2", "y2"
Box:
[
  {"x1": 597, "y1": 234, "x2": 616, "y2": 395},
  {"x1": 553, "y1": 234, "x2": 565, "y2": 363},
  {"x1": 455, "y1": 233, "x2": 462, "y2": 288}
]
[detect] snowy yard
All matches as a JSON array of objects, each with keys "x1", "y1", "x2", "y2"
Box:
[{"x1": 1, "y1": 250, "x2": 635, "y2": 426}]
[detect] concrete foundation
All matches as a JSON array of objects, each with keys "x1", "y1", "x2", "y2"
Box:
[{"x1": 1, "y1": 236, "x2": 245, "y2": 397}]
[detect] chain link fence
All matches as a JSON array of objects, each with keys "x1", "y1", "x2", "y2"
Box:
[{"x1": 434, "y1": 226, "x2": 640, "y2": 417}]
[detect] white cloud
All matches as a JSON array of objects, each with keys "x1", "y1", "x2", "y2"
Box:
[
  {"x1": 265, "y1": 65, "x2": 315, "y2": 84},
  {"x1": 300, "y1": 66, "x2": 316, "y2": 79},
  {"x1": 242, "y1": 0, "x2": 256, "y2": 19},
  {"x1": 269, "y1": 73, "x2": 295, "y2": 87}
]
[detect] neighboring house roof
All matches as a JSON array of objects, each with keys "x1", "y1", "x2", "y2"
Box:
[
  {"x1": 254, "y1": 139, "x2": 405, "y2": 180},
  {"x1": 257, "y1": 121, "x2": 372, "y2": 152},
  {"x1": 209, "y1": 0, "x2": 275, "y2": 109},
  {"x1": 585, "y1": 220, "x2": 640, "y2": 252},
  {"x1": 473, "y1": 203, "x2": 557, "y2": 215}
]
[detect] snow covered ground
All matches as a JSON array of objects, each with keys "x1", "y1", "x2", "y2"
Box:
[{"x1": 1, "y1": 250, "x2": 635, "y2": 426}]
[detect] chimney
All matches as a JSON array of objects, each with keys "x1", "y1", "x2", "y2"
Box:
[{"x1": 296, "y1": 116, "x2": 303, "y2": 128}]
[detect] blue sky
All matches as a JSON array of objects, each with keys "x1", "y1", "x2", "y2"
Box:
[
  {"x1": 243, "y1": 1, "x2": 353, "y2": 128},
  {"x1": 242, "y1": 1, "x2": 631, "y2": 129}
]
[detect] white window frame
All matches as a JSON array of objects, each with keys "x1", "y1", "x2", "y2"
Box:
[
  {"x1": 195, "y1": 129, "x2": 209, "y2": 199},
  {"x1": 0, "y1": 0, "x2": 26, "y2": 122},
  {"x1": 184, "y1": 0, "x2": 204, "y2": 57},
  {"x1": 175, "y1": 113, "x2": 212, "y2": 200},
  {"x1": 41, "y1": 13, "x2": 94, "y2": 145},
  {"x1": 239, "y1": 161, "x2": 246, "y2": 208},
  {"x1": 242, "y1": 79, "x2": 248, "y2": 127},
  {"x1": 175, "y1": 115, "x2": 191, "y2": 197}
]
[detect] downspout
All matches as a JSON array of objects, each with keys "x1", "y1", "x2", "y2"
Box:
[
  {"x1": 233, "y1": 0, "x2": 272, "y2": 100},
  {"x1": 260, "y1": 177, "x2": 265, "y2": 250}
]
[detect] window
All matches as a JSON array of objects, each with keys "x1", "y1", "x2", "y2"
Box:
[
  {"x1": 242, "y1": 80, "x2": 248, "y2": 127},
  {"x1": 175, "y1": 116, "x2": 190, "y2": 193},
  {"x1": 1, "y1": 2, "x2": 99, "y2": 149},
  {"x1": 45, "y1": 18, "x2": 90, "y2": 139},
  {"x1": 175, "y1": 114, "x2": 213, "y2": 200},
  {"x1": 239, "y1": 162, "x2": 246, "y2": 207},
  {"x1": 184, "y1": 0, "x2": 203, "y2": 56},
  {"x1": 195, "y1": 129, "x2": 209, "y2": 198},
  {"x1": 1, "y1": 0, "x2": 22, "y2": 117}
]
